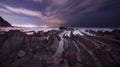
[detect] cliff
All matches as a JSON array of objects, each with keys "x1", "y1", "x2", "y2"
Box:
[{"x1": 0, "y1": 16, "x2": 12, "y2": 27}]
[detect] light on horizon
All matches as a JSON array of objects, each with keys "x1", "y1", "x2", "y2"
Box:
[
  {"x1": 15, "y1": 24, "x2": 36, "y2": 27},
  {"x1": 41, "y1": 25, "x2": 49, "y2": 28}
]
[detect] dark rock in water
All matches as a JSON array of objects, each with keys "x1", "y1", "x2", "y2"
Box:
[
  {"x1": 59, "y1": 26, "x2": 67, "y2": 30},
  {"x1": 0, "y1": 16, "x2": 12, "y2": 27}
]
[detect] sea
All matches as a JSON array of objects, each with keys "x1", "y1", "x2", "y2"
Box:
[
  {"x1": 0, "y1": 27, "x2": 113, "y2": 32},
  {"x1": 0, "y1": 27, "x2": 115, "y2": 36}
]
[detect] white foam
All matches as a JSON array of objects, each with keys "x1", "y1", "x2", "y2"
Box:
[{"x1": 73, "y1": 30, "x2": 84, "y2": 36}]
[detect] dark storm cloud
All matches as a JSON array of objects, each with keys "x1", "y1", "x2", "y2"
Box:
[{"x1": 0, "y1": 0, "x2": 120, "y2": 27}]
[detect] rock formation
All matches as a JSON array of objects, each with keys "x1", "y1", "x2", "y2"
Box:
[
  {"x1": 0, "y1": 16, "x2": 12, "y2": 27},
  {"x1": 0, "y1": 28, "x2": 120, "y2": 67}
]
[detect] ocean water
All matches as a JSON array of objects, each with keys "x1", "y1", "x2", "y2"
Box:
[
  {"x1": 0, "y1": 27, "x2": 112, "y2": 32},
  {"x1": 0, "y1": 27, "x2": 113, "y2": 36},
  {"x1": 0, "y1": 27, "x2": 58, "y2": 32}
]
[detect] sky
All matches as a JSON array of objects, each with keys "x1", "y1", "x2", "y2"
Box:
[{"x1": 0, "y1": 0, "x2": 120, "y2": 27}]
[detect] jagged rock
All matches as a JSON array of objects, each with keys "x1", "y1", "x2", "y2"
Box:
[{"x1": 0, "y1": 29, "x2": 120, "y2": 67}]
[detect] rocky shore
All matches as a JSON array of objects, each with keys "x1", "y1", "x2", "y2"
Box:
[{"x1": 0, "y1": 28, "x2": 120, "y2": 67}]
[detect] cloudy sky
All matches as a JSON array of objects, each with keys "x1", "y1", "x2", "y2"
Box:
[{"x1": 0, "y1": 0, "x2": 120, "y2": 27}]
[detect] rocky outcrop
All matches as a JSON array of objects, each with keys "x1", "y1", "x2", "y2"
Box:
[
  {"x1": 0, "y1": 16, "x2": 12, "y2": 27},
  {"x1": 0, "y1": 29, "x2": 120, "y2": 67}
]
